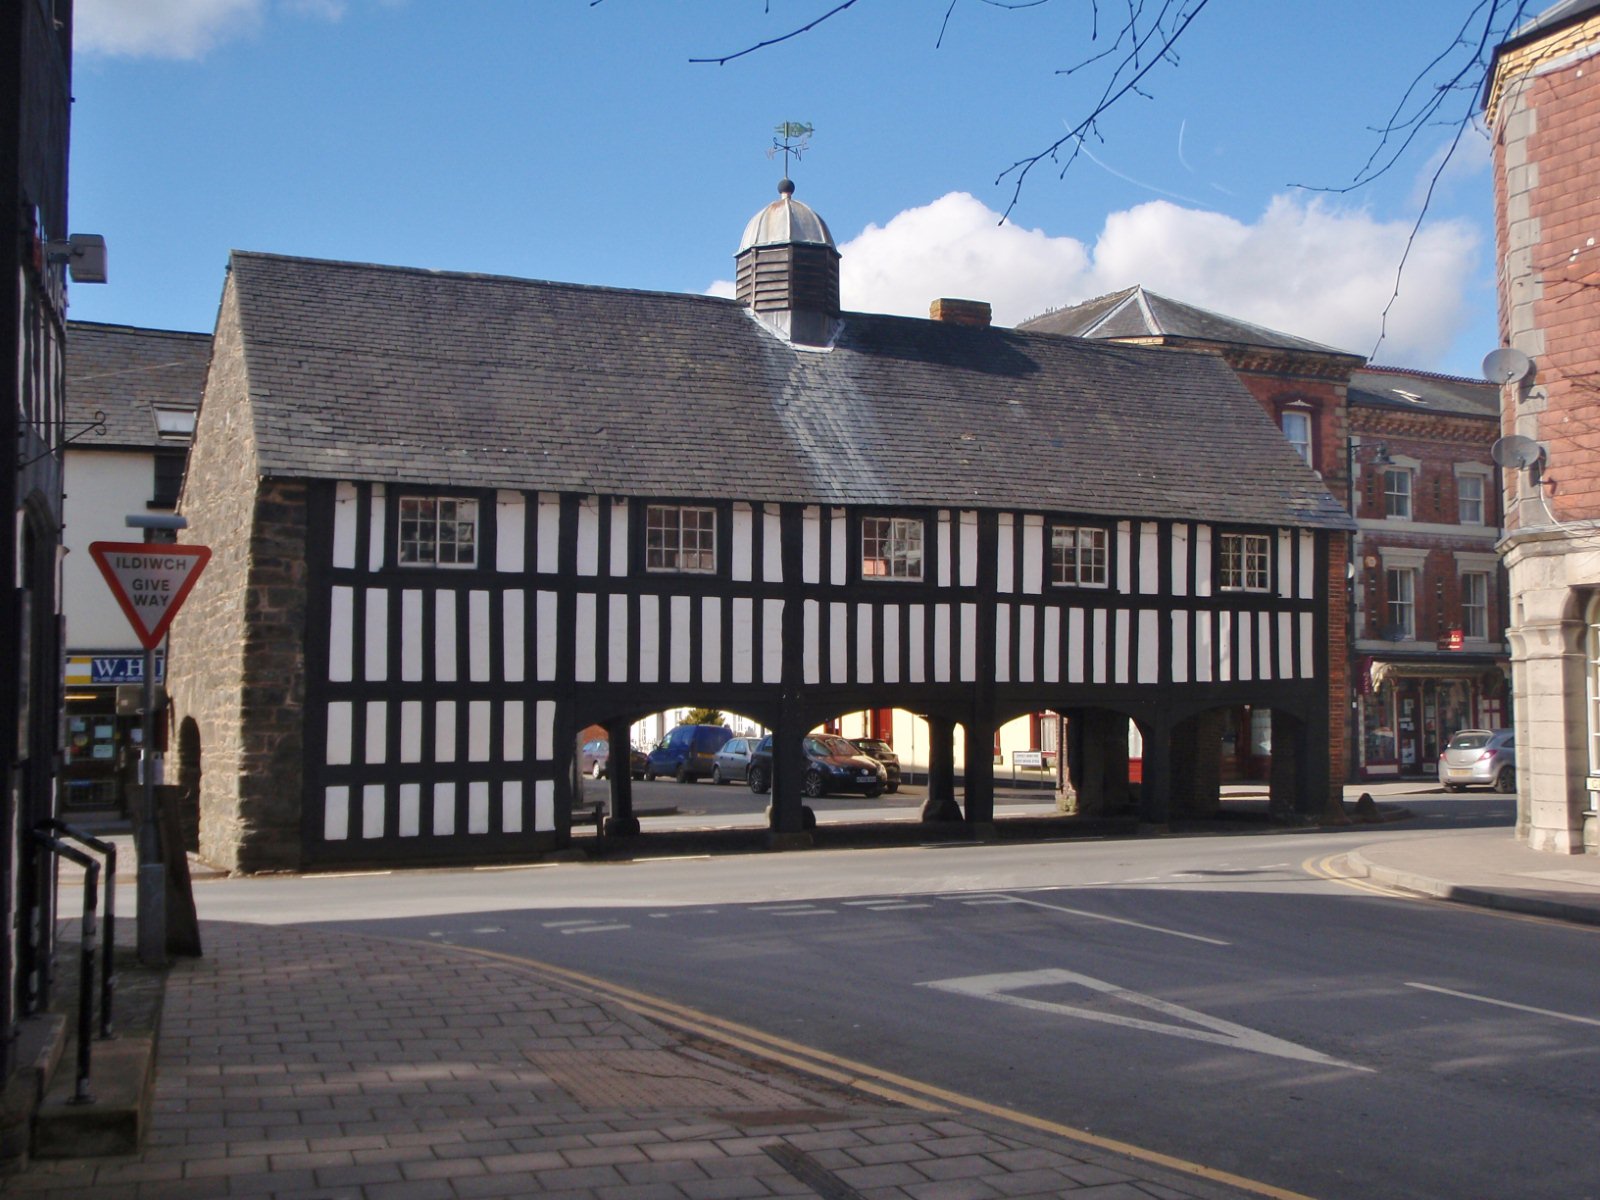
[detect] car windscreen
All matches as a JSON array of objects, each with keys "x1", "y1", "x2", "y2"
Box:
[{"x1": 1447, "y1": 732, "x2": 1492, "y2": 750}]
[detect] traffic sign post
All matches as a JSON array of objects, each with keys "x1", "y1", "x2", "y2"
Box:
[{"x1": 88, "y1": 540, "x2": 210, "y2": 965}]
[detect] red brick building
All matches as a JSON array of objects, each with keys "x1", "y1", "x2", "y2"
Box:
[{"x1": 1487, "y1": 0, "x2": 1600, "y2": 853}]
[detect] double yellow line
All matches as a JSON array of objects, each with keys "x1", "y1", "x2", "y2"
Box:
[
  {"x1": 1303, "y1": 851, "x2": 1418, "y2": 899},
  {"x1": 428, "y1": 938, "x2": 1318, "y2": 1200}
]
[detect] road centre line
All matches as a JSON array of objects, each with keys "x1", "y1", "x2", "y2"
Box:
[
  {"x1": 987, "y1": 891, "x2": 1232, "y2": 946},
  {"x1": 560, "y1": 923, "x2": 631, "y2": 935},
  {"x1": 1406, "y1": 982, "x2": 1600, "y2": 1027},
  {"x1": 427, "y1": 940, "x2": 1318, "y2": 1200}
]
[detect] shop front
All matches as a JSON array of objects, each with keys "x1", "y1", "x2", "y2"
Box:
[
  {"x1": 62, "y1": 651, "x2": 163, "y2": 818},
  {"x1": 1355, "y1": 657, "x2": 1507, "y2": 779}
]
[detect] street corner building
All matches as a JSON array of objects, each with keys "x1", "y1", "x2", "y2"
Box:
[
  {"x1": 165, "y1": 181, "x2": 1355, "y2": 873},
  {"x1": 1486, "y1": 0, "x2": 1600, "y2": 854}
]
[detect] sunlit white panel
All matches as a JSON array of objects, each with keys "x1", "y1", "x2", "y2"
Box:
[
  {"x1": 995, "y1": 605, "x2": 1011, "y2": 683},
  {"x1": 933, "y1": 605, "x2": 951, "y2": 683},
  {"x1": 1043, "y1": 607, "x2": 1060, "y2": 683},
  {"x1": 802, "y1": 507, "x2": 821, "y2": 584},
  {"x1": 1140, "y1": 523, "x2": 1159, "y2": 595},
  {"x1": 1171, "y1": 525, "x2": 1190, "y2": 597},
  {"x1": 1218, "y1": 612, "x2": 1233, "y2": 683},
  {"x1": 732, "y1": 597, "x2": 754, "y2": 684},
  {"x1": 670, "y1": 595, "x2": 692, "y2": 682},
  {"x1": 332, "y1": 482, "x2": 358, "y2": 569},
  {"x1": 364, "y1": 590, "x2": 388, "y2": 681},
  {"x1": 1117, "y1": 522, "x2": 1133, "y2": 595},
  {"x1": 468, "y1": 700, "x2": 491, "y2": 762},
  {"x1": 1238, "y1": 612, "x2": 1254, "y2": 680},
  {"x1": 368, "y1": 484, "x2": 386, "y2": 572},
  {"x1": 362, "y1": 784, "x2": 385, "y2": 839},
  {"x1": 401, "y1": 589, "x2": 423, "y2": 681},
  {"x1": 326, "y1": 701, "x2": 352, "y2": 766},
  {"x1": 1022, "y1": 515, "x2": 1043, "y2": 595},
  {"x1": 1171, "y1": 612, "x2": 1189, "y2": 684},
  {"x1": 1195, "y1": 526, "x2": 1213, "y2": 597},
  {"x1": 1138, "y1": 611, "x2": 1158, "y2": 684},
  {"x1": 1299, "y1": 531, "x2": 1316, "y2": 599},
  {"x1": 831, "y1": 602, "x2": 849, "y2": 683},
  {"x1": 469, "y1": 590, "x2": 491, "y2": 682},
  {"x1": 433, "y1": 782, "x2": 456, "y2": 836},
  {"x1": 638, "y1": 594, "x2": 660, "y2": 682},
  {"x1": 502, "y1": 781, "x2": 523, "y2": 834},
  {"x1": 763, "y1": 598, "x2": 784, "y2": 683},
  {"x1": 536, "y1": 699, "x2": 555, "y2": 761},
  {"x1": 960, "y1": 603, "x2": 977, "y2": 682},
  {"x1": 575, "y1": 592, "x2": 596, "y2": 682},
  {"x1": 504, "y1": 700, "x2": 524, "y2": 761},
  {"x1": 1277, "y1": 530, "x2": 1295, "y2": 599},
  {"x1": 763, "y1": 506, "x2": 783, "y2": 583},
  {"x1": 576, "y1": 499, "x2": 600, "y2": 576},
  {"x1": 324, "y1": 787, "x2": 349, "y2": 841},
  {"x1": 328, "y1": 587, "x2": 353, "y2": 682},
  {"x1": 1018, "y1": 605, "x2": 1035, "y2": 683},
  {"x1": 537, "y1": 494, "x2": 560, "y2": 574},
  {"x1": 882, "y1": 604, "x2": 900, "y2": 684},
  {"x1": 610, "y1": 501, "x2": 629, "y2": 577},
  {"x1": 399, "y1": 783, "x2": 420, "y2": 837},
  {"x1": 997, "y1": 514, "x2": 1014, "y2": 595},
  {"x1": 1092, "y1": 609, "x2": 1108, "y2": 684},
  {"x1": 937, "y1": 511, "x2": 952, "y2": 588},
  {"x1": 536, "y1": 591, "x2": 557, "y2": 680},
  {"x1": 365, "y1": 700, "x2": 386, "y2": 764},
  {"x1": 400, "y1": 701, "x2": 422, "y2": 763},
  {"x1": 1195, "y1": 611, "x2": 1214, "y2": 683},
  {"x1": 855, "y1": 604, "x2": 874, "y2": 684},
  {"x1": 702, "y1": 596, "x2": 722, "y2": 683},
  {"x1": 503, "y1": 590, "x2": 525, "y2": 682},
  {"x1": 535, "y1": 780, "x2": 554, "y2": 831},
  {"x1": 435, "y1": 701, "x2": 456, "y2": 762},
  {"x1": 804, "y1": 600, "x2": 821, "y2": 685},
  {"x1": 732, "y1": 503, "x2": 754, "y2": 582},
  {"x1": 1300, "y1": 612, "x2": 1315, "y2": 678},
  {"x1": 959, "y1": 513, "x2": 978, "y2": 587},
  {"x1": 608, "y1": 594, "x2": 628, "y2": 683},
  {"x1": 830, "y1": 509, "x2": 846, "y2": 585},
  {"x1": 468, "y1": 781, "x2": 489, "y2": 834},
  {"x1": 435, "y1": 591, "x2": 457, "y2": 682},
  {"x1": 1114, "y1": 609, "x2": 1130, "y2": 684},
  {"x1": 496, "y1": 491, "x2": 525, "y2": 573},
  {"x1": 1067, "y1": 608, "x2": 1085, "y2": 683},
  {"x1": 1257, "y1": 612, "x2": 1273, "y2": 681}
]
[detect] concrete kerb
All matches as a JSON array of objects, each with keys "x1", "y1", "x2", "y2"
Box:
[{"x1": 1348, "y1": 850, "x2": 1600, "y2": 927}]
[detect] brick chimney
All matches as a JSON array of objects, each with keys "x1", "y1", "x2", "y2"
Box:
[{"x1": 930, "y1": 298, "x2": 991, "y2": 327}]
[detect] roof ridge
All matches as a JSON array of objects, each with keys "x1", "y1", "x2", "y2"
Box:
[{"x1": 1355, "y1": 363, "x2": 1493, "y2": 386}]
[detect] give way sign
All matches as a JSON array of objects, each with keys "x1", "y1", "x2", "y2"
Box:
[{"x1": 88, "y1": 542, "x2": 212, "y2": 651}]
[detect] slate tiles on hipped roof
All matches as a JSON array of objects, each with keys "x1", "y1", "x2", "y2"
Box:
[
  {"x1": 222, "y1": 251, "x2": 1352, "y2": 532},
  {"x1": 66, "y1": 321, "x2": 211, "y2": 447},
  {"x1": 1348, "y1": 366, "x2": 1499, "y2": 419}
]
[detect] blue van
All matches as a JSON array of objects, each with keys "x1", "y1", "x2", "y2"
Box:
[{"x1": 644, "y1": 724, "x2": 734, "y2": 783}]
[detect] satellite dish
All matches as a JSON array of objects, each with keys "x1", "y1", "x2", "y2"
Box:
[
  {"x1": 1491, "y1": 434, "x2": 1545, "y2": 470},
  {"x1": 1482, "y1": 347, "x2": 1533, "y2": 385}
]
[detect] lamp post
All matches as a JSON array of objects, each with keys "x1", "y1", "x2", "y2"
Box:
[{"x1": 125, "y1": 513, "x2": 185, "y2": 966}]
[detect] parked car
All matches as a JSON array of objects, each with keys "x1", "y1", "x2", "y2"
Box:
[
  {"x1": 644, "y1": 723, "x2": 733, "y2": 783},
  {"x1": 710, "y1": 736, "x2": 763, "y2": 785},
  {"x1": 849, "y1": 737, "x2": 901, "y2": 792},
  {"x1": 1439, "y1": 728, "x2": 1515, "y2": 792},
  {"x1": 577, "y1": 738, "x2": 646, "y2": 780},
  {"x1": 746, "y1": 734, "x2": 887, "y2": 798}
]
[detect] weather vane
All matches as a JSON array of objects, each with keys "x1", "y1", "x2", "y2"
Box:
[{"x1": 768, "y1": 121, "x2": 814, "y2": 178}]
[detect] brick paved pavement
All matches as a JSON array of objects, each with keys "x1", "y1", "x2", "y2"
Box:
[{"x1": 9, "y1": 921, "x2": 1263, "y2": 1199}]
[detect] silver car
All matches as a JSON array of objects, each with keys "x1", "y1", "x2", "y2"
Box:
[
  {"x1": 1439, "y1": 728, "x2": 1515, "y2": 792},
  {"x1": 710, "y1": 736, "x2": 761, "y2": 785}
]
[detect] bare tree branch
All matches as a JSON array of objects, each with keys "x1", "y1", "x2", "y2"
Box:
[{"x1": 689, "y1": 0, "x2": 864, "y2": 66}]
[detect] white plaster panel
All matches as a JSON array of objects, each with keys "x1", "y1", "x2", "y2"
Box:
[
  {"x1": 368, "y1": 485, "x2": 386, "y2": 572},
  {"x1": 1018, "y1": 604, "x2": 1037, "y2": 682},
  {"x1": 1117, "y1": 522, "x2": 1132, "y2": 595},
  {"x1": 1299, "y1": 531, "x2": 1315, "y2": 598},
  {"x1": 1195, "y1": 526, "x2": 1212, "y2": 596},
  {"x1": 608, "y1": 594, "x2": 628, "y2": 683},
  {"x1": 803, "y1": 601, "x2": 820, "y2": 684},
  {"x1": 399, "y1": 783, "x2": 420, "y2": 837},
  {"x1": 365, "y1": 700, "x2": 386, "y2": 764},
  {"x1": 1218, "y1": 612, "x2": 1233, "y2": 682},
  {"x1": 363, "y1": 784, "x2": 385, "y2": 839},
  {"x1": 995, "y1": 605, "x2": 1011, "y2": 683},
  {"x1": 1300, "y1": 612, "x2": 1315, "y2": 678},
  {"x1": 502, "y1": 781, "x2": 523, "y2": 834},
  {"x1": 535, "y1": 780, "x2": 554, "y2": 831},
  {"x1": 1068, "y1": 608, "x2": 1085, "y2": 683},
  {"x1": 997, "y1": 514, "x2": 1014, "y2": 594},
  {"x1": 433, "y1": 782, "x2": 456, "y2": 836},
  {"x1": 670, "y1": 595, "x2": 691, "y2": 682},
  {"x1": 575, "y1": 593, "x2": 596, "y2": 682},
  {"x1": 536, "y1": 700, "x2": 555, "y2": 760},
  {"x1": 763, "y1": 598, "x2": 784, "y2": 683},
  {"x1": 732, "y1": 503, "x2": 754, "y2": 582},
  {"x1": 503, "y1": 590, "x2": 525, "y2": 682},
  {"x1": 830, "y1": 509, "x2": 846, "y2": 584},
  {"x1": 328, "y1": 587, "x2": 354, "y2": 682},
  {"x1": 1171, "y1": 612, "x2": 1189, "y2": 684},
  {"x1": 364, "y1": 589, "x2": 388, "y2": 681},
  {"x1": 1278, "y1": 613, "x2": 1294, "y2": 679},
  {"x1": 435, "y1": 701, "x2": 456, "y2": 762},
  {"x1": 576, "y1": 500, "x2": 599, "y2": 576},
  {"x1": 702, "y1": 596, "x2": 722, "y2": 683},
  {"x1": 763, "y1": 507, "x2": 783, "y2": 583},
  {"x1": 504, "y1": 700, "x2": 524, "y2": 761},
  {"x1": 536, "y1": 591, "x2": 557, "y2": 680},
  {"x1": 1093, "y1": 609, "x2": 1108, "y2": 684},
  {"x1": 960, "y1": 603, "x2": 977, "y2": 682},
  {"x1": 1171, "y1": 524, "x2": 1189, "y2": 597},
  {"x1": 468, "y1": 700, "x2": 491, "y2": 762},
  {"x1": 908, "y1": 604, "x2": 925, "y2": 684},
  {"x1": 469, "y1": 590, "x2": 491, "y2": 681},
  {"x1": 496, "y1": 491, "x2": 525, "y2": 573},
  {"x1": 831, "y1": 602, "x2": 849, "y2": 683},
  {"x1": 803, "y1": 507, "x2": 821, "y2": 584},
  {"x1": 1258, "y1": 614, "x2": 1274, "y2": 681},
  {"x1": 401, "y1": 589, "x2": 423, "y2": 681},
  {"x1": 435, "y1": 590, "x2": 457, "y2": 682},
  {"x1": 934, "y1": 604, "x2": 951, "y2": 682},
  {"x1": 609, "y1": 502, "x2": 629, "y2": 577},
  {"x1": 1043, "y1": 606, "x2": 1060, "y2": 683},
  {"x1": 638, "y1": 594, "x2": 660, "y2": 682},
  {"x1": 1022, "y1": 515, "x2": 1043, "y2": 595},
  {"x1": 938, "y1": 512, "x2": 952, "y2": 588},
  {"x1": 537, "y1": 494, "x2": 560, "y2": 574},
  {"x1": 1114, "y1": 609, "x2": 1131, "y2": 684},
  {"x1": 732, "y1": 597, "x2": 754, "y2": 683},
  {"x1": 1195, "y1": 611, "x2": 1213, "y2": 683},
  {"x1": 326, "y1": 701, "x2": 352, "y2": 765},
  {"x1": 1140, "y1": 523, "x2": 1159, "y2": 595},
  {"x1": 324, "y1": 787, "x2": 349, "y2": 841},
  {"x1": 1238, "y1": 612, "x2": 1253, "y2": 680},
  {"x1": 332, "y1": 482, "x2": 358, "y2": 569},
  {"x1": 400, "y1": 701, "x2": 422, "y2": 763},
  {"x1": 959, "y1": 513, "x2": 978, "y2": 587},
  {"x1": 1138, "y1": 611, "x2": 1158, "y2": 684},
  {"x1": 469, "y1": 781, "x2": 489, "y2": 834},
  {"x1": 856, "y1": 603, "x2": 874, "y2": 684}
]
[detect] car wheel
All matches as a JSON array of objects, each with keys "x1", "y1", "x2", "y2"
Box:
[
  {"x1": 632, "y1": 771, "x2": 644, "y2": 781},
  {"x1": 865, "y1": 787, "x2": 882, "y2": 799},
  {"x1": 675, "y1": 764, "x2": 690, "y2": 784},
  {"x1": 1443, "y1": 783, "x2": 1463, "y2": 793},
  {"x1": 642, "y1": 770, "x2": 654, "y2": 782},
  {"x1": 802, "y1": 770, "x2": 826, "y2": 798},
  {"x1": 885, "y1": 784, "x2": 899, "y2": 794},
  {"x1": 590, "y1": 761, "x2": 604, "y2": 780},
  {"x1": 1496, "y1": 766, "x2": 1516, "y2": 793},
  {"x1": 712, "y1": 765, "x2": 726, "y2": 786},
  {"x1": 748, "y1": 766, "x2": 770, "y2": 795}
]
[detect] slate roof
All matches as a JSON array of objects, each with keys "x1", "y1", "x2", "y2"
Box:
[
  {"x1": 1347, "y1": 366, "x2": 1499, "y2": 420},
  {"x1": 222, "y1": 251, "x2": 1352, "y2": 532},
  {"x1": 66, "y1": 321, "x2": 211, "y2": 448},
  {"x1": 1018, "y1": 285, "x2": 1360, "y2": 361}
]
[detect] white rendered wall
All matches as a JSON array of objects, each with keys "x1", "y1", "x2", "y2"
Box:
[{"x1": 63, "y1": 449, "x2": 155, "y2": 651}]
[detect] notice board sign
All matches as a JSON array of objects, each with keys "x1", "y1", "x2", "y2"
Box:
[{"x1": 88, "y1": 542, "x2": 211, "y2": 650}]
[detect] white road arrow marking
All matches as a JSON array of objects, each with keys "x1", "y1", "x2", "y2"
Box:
[{"x1": 920, "y1": 968, "x2": 1369, "y2": 1071}]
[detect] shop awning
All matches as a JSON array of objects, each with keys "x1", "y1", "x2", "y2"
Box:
[{"x1": 1365, "y1": 657, "x2": 1507, "y2": 691}]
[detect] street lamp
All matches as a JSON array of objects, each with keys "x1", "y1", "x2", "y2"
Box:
[{"x1": 126, "y1": 513, "x2": 185, "y2": 965}]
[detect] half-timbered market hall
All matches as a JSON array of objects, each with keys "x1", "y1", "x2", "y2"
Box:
[{"x1": 166, "y1": 180, "x2": 1355, "y2": 871}]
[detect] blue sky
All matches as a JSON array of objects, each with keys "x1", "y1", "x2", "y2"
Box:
[{"x1": 68, "y1": 1, "x2": 1510, "y2": 376}]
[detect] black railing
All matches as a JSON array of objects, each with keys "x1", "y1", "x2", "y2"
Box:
[
  {"x1": 28, "y1": 831, "x2": 101, "y2": 1105},
  {"x1": 38, "y1": 819, "x2": 117, "y2": 1038}
]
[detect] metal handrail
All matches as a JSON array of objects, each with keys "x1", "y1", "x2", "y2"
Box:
[
  {"x1": 38, "y1": 819, "x2": 117, "y2": 1038},
  {"x1": 28, "y1": 831, "x2": 100, "y2": 1105}
]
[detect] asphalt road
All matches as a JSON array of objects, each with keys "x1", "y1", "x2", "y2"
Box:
[{"x1": 187, "y1": 792, "x2": 1596, "y2": 1200}]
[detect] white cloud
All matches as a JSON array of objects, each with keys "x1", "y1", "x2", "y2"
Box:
[
  {"x1": 75, "y1": 0, "x2": 347, "y2": 59},
  {"x1": 713, "y1": 190, "x2": 1481, "y2": 370}
]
